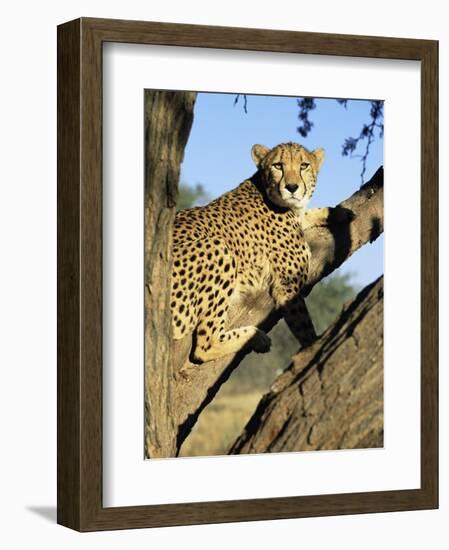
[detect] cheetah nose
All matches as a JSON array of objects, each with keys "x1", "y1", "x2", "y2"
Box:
[{"x1": 285, "y1": 183, "x2": 299, "y2": 193}]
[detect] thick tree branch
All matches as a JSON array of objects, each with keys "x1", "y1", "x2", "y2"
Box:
[
  {"x1": 304, "y1": 166, "x2": 383, "y2": 292},
  {"x1": 230, "y1": 276, "x2": 384, "y2": 454}
]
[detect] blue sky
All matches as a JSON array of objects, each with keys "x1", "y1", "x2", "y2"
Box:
[{"x1": 180, "y1": 92, "x2": 384, "y2": 288}]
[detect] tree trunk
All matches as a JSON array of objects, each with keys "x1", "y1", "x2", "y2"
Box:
[
  {"x1": 144, "y1": 90, "x2": 196, "y2": 458},
  {"x1": 230, "y1": 276, "x2": 384, "y2": 454}
]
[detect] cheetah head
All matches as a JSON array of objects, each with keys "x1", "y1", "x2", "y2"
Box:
[{"x1": 251, "y1": 142, "x2": 325, "y2": 211}]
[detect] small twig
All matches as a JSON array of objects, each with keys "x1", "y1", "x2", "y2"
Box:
[
  {"x1": 296, "y1": 97, "x2": 384, "y2": 184},
  {"x1": 233, "y1": 94, "x2": 248, "y2": 114},
  {"x1": 341, "y1": 100, "x2": 384, "y2": 184},
  {"x1": 297, "y1": 97, "x2": 316, "y2": 137}
]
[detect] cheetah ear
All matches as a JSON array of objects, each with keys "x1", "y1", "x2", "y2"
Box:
[
  {"x1": 251, "y1": 144, "x2": 270, "y2": 167},
  {"x1": 312, "y1": 148, "x2": 325, "y2": 170}
]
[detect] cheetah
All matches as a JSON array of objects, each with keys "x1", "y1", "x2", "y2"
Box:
[{"x1": 170, "y1": 141, "x2": 336, "y2": 365}]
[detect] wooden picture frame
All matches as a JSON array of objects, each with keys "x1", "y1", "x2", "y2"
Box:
[{"x1": 57, "y1": 17, "x2": 438, "y2": 531}]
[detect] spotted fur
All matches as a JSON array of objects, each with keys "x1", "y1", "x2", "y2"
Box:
[{"x1": 171, "y1": 142, "x2": 327, "y2": 364}]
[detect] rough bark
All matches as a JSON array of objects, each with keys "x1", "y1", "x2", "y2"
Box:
[
  {"x1": 230, "y1": 276, "x2": 384, "y2": 454},
  {"x1": 144, "y1": 90, "x2": 196, "y2": 458}
]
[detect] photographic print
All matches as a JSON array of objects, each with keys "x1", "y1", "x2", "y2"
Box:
[
  {"x1": 58, "y1": 17, "x2": 437, "y2": 530},
  {"x1": 144, "y1": 90, "x2": 384, "y2": 459}
]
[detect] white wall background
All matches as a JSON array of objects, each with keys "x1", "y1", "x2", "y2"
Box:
[{"x1": 0, "y1": 0, "x2": 446, "y2": 547}]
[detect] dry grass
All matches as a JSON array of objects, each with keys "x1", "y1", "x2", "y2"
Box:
[{"x1": 179, "y1": 391, "x2": 264, "y2": 457}]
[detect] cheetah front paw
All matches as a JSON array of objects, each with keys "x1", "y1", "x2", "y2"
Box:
[{"x1": 250, "y1": 329, "x2": 272, "y2": 354}]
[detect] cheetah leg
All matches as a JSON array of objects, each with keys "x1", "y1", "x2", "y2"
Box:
[
  {"x1": 191, "y1": 321, "x2": 271, "y2": 364},
  {"x1": 301, "y1": 207, "x2": 333, "y2": 229},
  {"x1": 179, "y1": 240, "x2": 271, "y2": 364},
  {"x1": 272, "y1": 284, "x2": 317, "y2": 348},
  {"x1": 282, "y1": 295, "x2": 317, "y2": 347}
]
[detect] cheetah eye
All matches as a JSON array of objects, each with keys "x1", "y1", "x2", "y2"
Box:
[
  {"x1": 272, "y1": 163, "x2": 283, "y2": 170},
  {"x1": 300, "y1": 162, "x2": 310, "y2": 170}
]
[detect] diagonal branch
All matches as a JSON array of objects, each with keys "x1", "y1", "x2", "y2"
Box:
[
  {"x1": 305, "y1": 165, "x2": 383, "y2": 291},
  {"x1": 230, "y1": 276, "x2": 384, "y2": 454}
]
